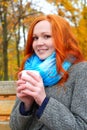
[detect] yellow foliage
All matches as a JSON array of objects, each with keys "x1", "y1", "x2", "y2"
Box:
[
  {"x1": 76, "y1": 18, "x2": 87, "y2": 59},
  {"x1": 14, "y1": 0, "x2": 18, "y2": 3},
  {"x1": 1, "y1": 1, "x2": 8, "y2": 7}
]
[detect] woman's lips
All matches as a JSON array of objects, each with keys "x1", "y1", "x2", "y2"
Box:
[{"x1": 38, "y1": 49, "x2": 48, "y2": 53}]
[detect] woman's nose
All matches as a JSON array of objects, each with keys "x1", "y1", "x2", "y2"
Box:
[{"x1": 37, "y1": 38, "x2": 44, "y2": 45}]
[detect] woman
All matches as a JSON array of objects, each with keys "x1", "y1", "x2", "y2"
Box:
[{"x1": 9, "y1": 14, "x2": 87, "y2": 130}]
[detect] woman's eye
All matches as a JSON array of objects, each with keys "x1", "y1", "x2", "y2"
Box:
[
  {"x1": 33, "y1": 36, "x2": 38, "y2": 41},
  {"x1": 44, "y1": 35, "x2": 51, "y2": 39}
]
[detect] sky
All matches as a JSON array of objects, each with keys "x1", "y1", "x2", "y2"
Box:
[
  {"x1": 30, "y1": 0, "x2": 57, "y2": 14},
  {"x1": 23, "y1": 0, "x2": 58, "y2": 14}
]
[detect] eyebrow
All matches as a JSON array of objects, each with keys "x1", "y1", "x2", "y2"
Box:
[{"x1": 33, "y1": 32, "x2": 51, "y2": 36}]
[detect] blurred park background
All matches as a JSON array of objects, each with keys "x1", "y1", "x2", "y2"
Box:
[{"x1": 0, "y1": 0, "x2": 87, "y2": 81}]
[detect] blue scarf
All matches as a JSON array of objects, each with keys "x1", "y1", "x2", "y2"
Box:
[{"x1": 24, "y1": 52, "x2": 72, "y2": 87}]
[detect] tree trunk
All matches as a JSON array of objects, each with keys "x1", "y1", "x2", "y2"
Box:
[{"x1": 2, "y1": 8, "x2": 8, "y2": 80}]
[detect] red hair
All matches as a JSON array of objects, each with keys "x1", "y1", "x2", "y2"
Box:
[{"x1": 20, "y1": 14, "x2": 85, "y2": 83}]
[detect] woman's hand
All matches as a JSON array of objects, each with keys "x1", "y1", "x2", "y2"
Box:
[
  {"x1": 20, "y1": 70, "x2": 46, "y2": 106},
  {"x1": 16, "y1": 70, "x2": 46, "y2": 108}
]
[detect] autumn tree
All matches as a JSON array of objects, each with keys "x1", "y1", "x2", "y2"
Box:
[
  {"x1": 76, "y1": 1, "x2": 87, "y2": 59},
  {"x1": 0, "y1": 0, "x2": 41, "y2": 80},
  {"x1": 0, "y1": 1, "x2": 9, "y2": 80}
]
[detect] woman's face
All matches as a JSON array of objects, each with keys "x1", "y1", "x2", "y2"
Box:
[{"x1": 32, "y1": 20, "x2": 55, "y2": 60}]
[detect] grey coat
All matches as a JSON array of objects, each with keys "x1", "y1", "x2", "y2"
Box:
[{"x1": 9, "y1": 62, "x2": 87, "y2": 130}]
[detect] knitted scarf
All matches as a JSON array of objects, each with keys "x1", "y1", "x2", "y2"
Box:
[{"x1": 24, "y1": 52, "x2": 72, "y2": 87}]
